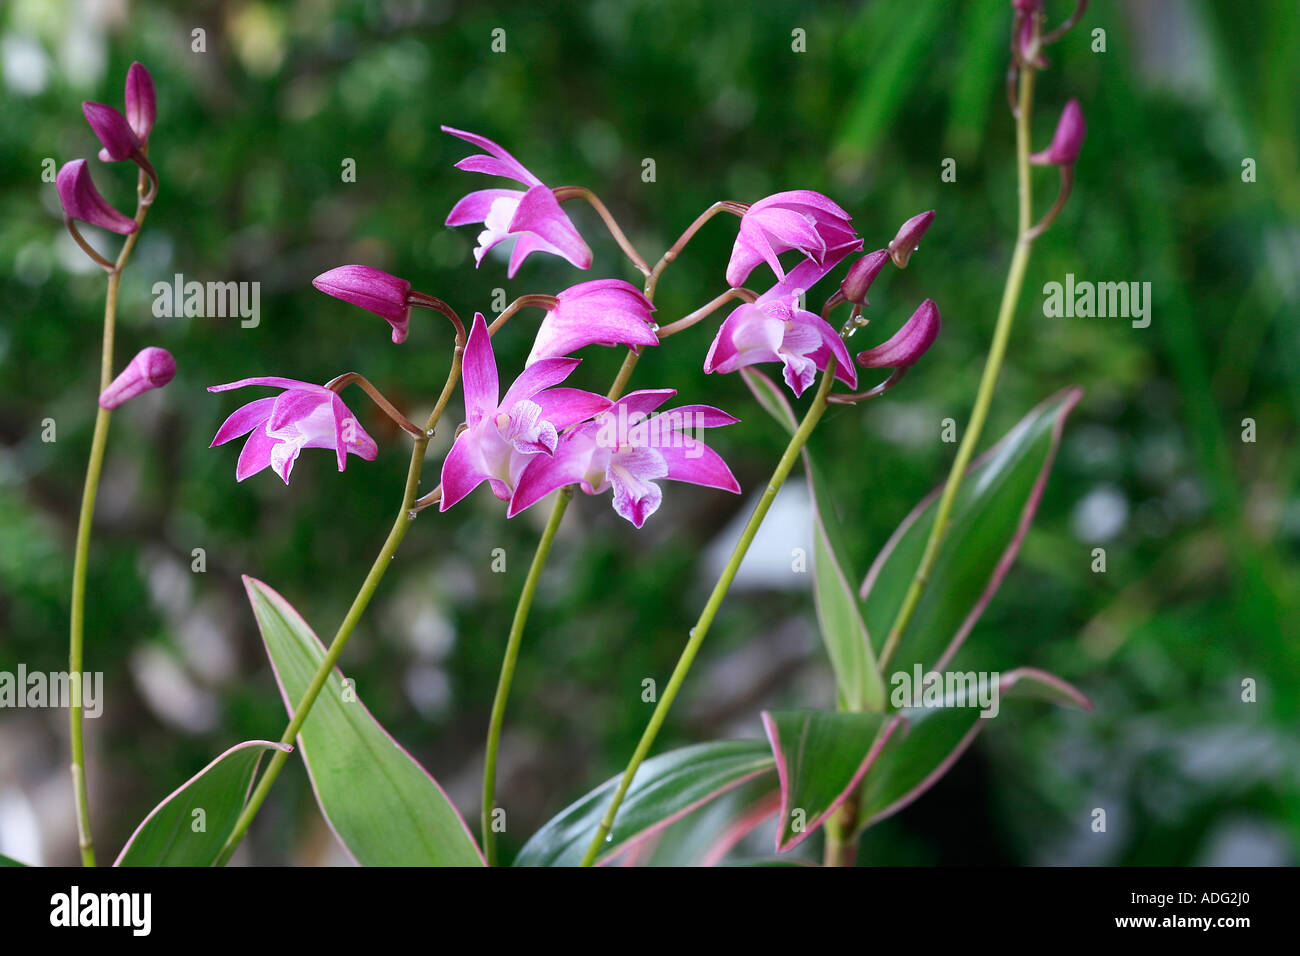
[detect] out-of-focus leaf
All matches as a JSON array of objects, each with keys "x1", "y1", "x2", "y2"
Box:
[
  {"x1": 861, "y1": 387, "x2": 1083, "y2": 674},
  {"x1": 244, "y1": 576, "x2": 483, "y2": 867},
  {"x1": 742, "y1": 366, "x2": 886, "y2": 711},
  {"x1": 740, "y1": 366, "x2": 799, "y2": 435},
  {"x1": 761, "y1": 710, "x2": 896, "y2": 851},
  {"x1": 806, "y1": 450, "x2": 886, "y2": 712},
  {"x1": 856, "y1": 667, "x2": 1091, "y2": 833},
  {"x1": 514, "y1": 740, "x2": 775, "y2": 867},
  {"x1": 0, "y1": 853, "x2": 28, "y2": 866},
  {"x1": 115, "y1": 739, "x2": 289, "y2": 866},
  {"x1": 610, "y1": 776, "x2": 780, "y2": 867}
]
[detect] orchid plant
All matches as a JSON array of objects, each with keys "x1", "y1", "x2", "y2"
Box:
[{"x1": 48, "y1": 0, "x2": 1095, "y2": 868}]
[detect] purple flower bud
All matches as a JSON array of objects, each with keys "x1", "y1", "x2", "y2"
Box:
[
  {"x1": 887, "y1": 210, "x2": 936, "y2": 269},
  {"x1": 312, "y1": 265, "x2": 413, "y2": 344},
  {"x1": 125, "y1": 62, "x2": 156, "y2": 142},
  {"x1": 855, "y1": 299, "x2": 941, "y2": 369},
  {"x1": 99, "y1": 347, "x2": 176, "y2": 410},
  {"x1": 1013, "y1": 0, "x2": 1042, "y2": 12},
  {"x1": 83, "y1": 102, "x2": 139, "y2": 162},
  {"x1": 1030, "y1": 99, "x2": 1086, "y2": 166},
  {"x1": 56, "y1": 160, "x2": 138, "y2": 235},
  {"x1": 840, "y1": 249, "x2": 889, "y2": 305}
]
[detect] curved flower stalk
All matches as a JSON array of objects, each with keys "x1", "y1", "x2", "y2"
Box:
[{"x1": 61, "y1": 62, "x2": 168, "y2": 867}]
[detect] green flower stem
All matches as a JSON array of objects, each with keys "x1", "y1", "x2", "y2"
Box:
[
  {"x1": 68, "y1": 179, "x2": 151, "y2": 867},
  {"x1": 877, "y1": 65, "x2": 1038, "y2": 671},
  {"x1": 578, "y1": 361, "x2": 838, "y2": 867},
  {"x1": 478, "y1": 346, "x2": 642, "y2": 862},
  {"x1": 477, "y1": 198, "x2": 740, "y2": 863},
  {"x1": 216, "y1": 346, "x2": 464, "y2": 866},
  {"x1": 480, "y1": 486, "x2": 572, "y2": 865}
]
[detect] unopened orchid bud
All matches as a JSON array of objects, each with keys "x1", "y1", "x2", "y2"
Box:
[
  {"x1": 99, "y1": 347, "x2": 176, "y2": 410},
  {"x1": 840, "y1": 249, "x2": 889, "y2": 305},
  {"x1": 313, "y1": 265, "x2": 413, "y2": 344},
  {"x1": 125, "y1": 62, "x2": 156, "y2": 143},
  {"x1": 1014, "y1": 12, "x2": 1047, "y2": 67},
  {"x1": 56, "y1": 160, "x2": 137, "y2": 235},
  {"x1": 887, "y1": 210, "x2": 935, "y2": 269},
  {"x1": 1030, "y1": 99, "x2": 1086, "y2": 166},
  {"x1": 83, "y1": 102, "x2": 140, "y2": 162},
  {"x1": 855, "y1": 299, "x2": 941, "y2": 369}
]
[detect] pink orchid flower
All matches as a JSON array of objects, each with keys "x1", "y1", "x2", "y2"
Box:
[
  {"x1": 705, "y1": 235, "x2": 862, "y2": 396},
  {"x1": 726, "y1": 190, "x2": 858, "y2": 288},
  {"x1": 509, "y1": 390, "x2": 740, "y2": 528},
  {"x1": 208, "y1": 377, "x2": 378, "y2": 483},
  {"x1": 527, "y1": 279, "x2": 658, "y2": 366},
  {"x1": 442, "y1": 126, "x2": 592, "y2": 278},
  {"x1": 440, "y1": 313, "x2": 611, "y2": 510}
]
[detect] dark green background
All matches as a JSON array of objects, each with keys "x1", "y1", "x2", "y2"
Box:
[{"x1": 1, "y1": 0, "x2": 1296, "y2": 865}]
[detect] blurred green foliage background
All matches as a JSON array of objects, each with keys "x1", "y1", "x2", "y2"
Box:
[{"x1": 1, "y1": 0, "x2": 1296, "y2": 865}]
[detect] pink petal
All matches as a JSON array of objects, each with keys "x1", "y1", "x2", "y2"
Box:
[
  {"x1": 507, "y1": 440, "x2": 587, "y2": 517},
  {"x1": 460, "y1": 313, "x2": 499, "y2": 423},
  {"x1": 211, "y1": 397, "x2": 276, "y2": 447},
  {"x1": 508, "y1": 184, "x2": 592, "y2": 271},
  {"x1": 608, "y1": 447, "x2": 668, "y2": 528},
  {"x1": 445, "y1": 188, "x2": 523, "y2": 227},
  {"x1": 235, "y1": 427, "x2": 276, "y2": 482},
  {"x1": 441, "y1": 125, "x2": 541, "y2": 187},
  {"x1": 658, "y1": 443, "x2": 740, "y2": 493},
  {"x1": 208, "y1": 376, "x2": 320, "y2": 393},
  {"x1": 750, "y1": 190, "x2": 852, "y2": 220},
  {"x1": 438, "y1": 434, "x2": 488, "y2": 510},
  {"x1": 531, "y1": 388, "x2": 613, "y2": 430},
  {"x1": 499, "y1": 356, "x2": 580, "y2": 410}
]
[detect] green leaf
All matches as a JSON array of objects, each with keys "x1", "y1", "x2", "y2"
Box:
[
  {"x1": 806, "y1": 451, "x2": 887, "y2": 712},
  {"x1": 857, "y1": 667, "x2": 1090, "y2": 833},
  {"x1": 740, "y1": 366, "x2": 798, "y2": 435},
  {"x1": 761, "y1": 710, "x2": 896, "y2": 851},
  {"x1": 862, "y1": 387, "x2": 1083, "y2": 674},
  {"x1": 115, "y1": 739, "x2": 289, "y2": 866},
  {"x1": 0, "y1": 853, "x2": 28, "y2": 867},
  {"x1": 631, "y1": 776, "x2": 780, "y2": 867},
  {"x1": 244, "y1": 576, "x2": 483, "y2": 866},
  {"x1": 514, "y1": 740, "x2": 776, "y2": 867}
]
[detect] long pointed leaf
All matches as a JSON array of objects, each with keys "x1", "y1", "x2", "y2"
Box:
[
  {"x1": 514, "y1": 740, "x2": 775, "y2": 867},
  {"x1": 115, "y1": 740, "x2": 290, "y2": 866},
  {"x1": 244, "y1": 576, "x2": 483, "y2": 866},
  {"x1": 762, "y1": 710, "x2": 896, "y2": 851},
  {"x1": 861, "y1": 387, "x2": 1083, "y2": 673}
]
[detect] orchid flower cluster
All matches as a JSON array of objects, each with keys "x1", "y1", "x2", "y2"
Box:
[
  {"x1": 209, "y1": 125, "x2": 941, "y2": 528},
  {"x1": 44, "y1": 0, "x2": 1096, "y2": 871}
]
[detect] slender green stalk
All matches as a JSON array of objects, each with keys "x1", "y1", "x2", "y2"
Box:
[
  {"x1": 215, "y1": 347, "x2": 464, "y2": 865},
  {"x1": 476, "y1": 197, "x2": 740, "y2": 864},
  {"x1": 481, "y1": 487, "x2": 572, "y2": 864},
  {"x1": 578, "y1": 362, "x2": 838, "y2": 866},
  {"x1": 68, "y1": 179, "x2": 150, "y2": 867},
  {"x1": 877, "y1": 66, "x2": 1038, "y2": 670}
]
